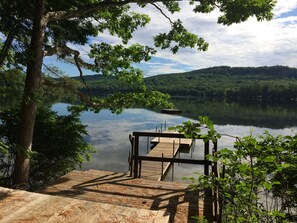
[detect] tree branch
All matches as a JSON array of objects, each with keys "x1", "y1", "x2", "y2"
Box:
[
  {"x1": 44, "y1": 45, "x2": 93, "y2": 97},
  {"x1": 42, "y1": 63, "x2": 63, "y2": 78},
  {"x1": 150, "y1": 3, "x2": 173, "y2": 25},
  {"x1": 0, "y1": 22, "x2": 20, "y2": 67},
  {"x1": 42, "y1": 78, "x2": 92, "y2": 105}
]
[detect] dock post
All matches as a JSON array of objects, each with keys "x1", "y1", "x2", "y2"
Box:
[
  {"x1": 213, "y1": 141, "x2": 218, "y2": 177},
  {"x1": 147, "y1": 137, "x2": 149, "y2": 154},
  {"x1": 138, "y1": 160, "x2": 142, "y2": 178},
  {"x1": 133, "y1": 135, "x2": 139, "y2": 178},
  {"x1": 213, "y1": 141, "x2": 219, "y2": 221},
  {"x1": 164, "y1": 121, "x2": 167, "y2": 131},
  {"x1": 173, "y1": 140, "x2": 175, "y2": 156},
  {"x1": 128, "y1": 150, "x2": 131, "y2": 177},
  {"x1": 171, "y1": 163, "x2": 174, "y2": 182},
  {"x1": 161, "y1": 123, "x2": 163, "y2": 132},
  {"x1": 128, "y1": 134, "x2": 134, "y2": 177},
  {"x1": 158, "y1": 129, "x2": 160, "y2": 142},
  {"x1": 172, "y1": 140, "x2": 175, "y2": 182},
  {"x1": 191, "y1": 139, "x2": 194, "y2": 158},
  {"x1": 204, "y1": 141, "x2": 209, "y2": 176},
  {"x1": 161, "y1": 153, "x2": 164, "y2": 181}
]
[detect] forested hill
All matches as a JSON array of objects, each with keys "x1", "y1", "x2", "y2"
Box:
[{"x1": 77, "y1": 66, "x2": 297, "y2": 100}]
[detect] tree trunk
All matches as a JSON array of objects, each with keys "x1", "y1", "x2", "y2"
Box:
[{"x1": 12, "y1": 0, "x2": 46, "y2": 189}]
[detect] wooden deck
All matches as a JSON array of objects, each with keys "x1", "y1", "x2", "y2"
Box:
[
  {"x1": 0, "y1": 185, "x2": 168, "y2": 223},
  {"x1": 140, "y1": 134, "x2": 193, "y2": 181},
  {"x1": 39, "y1": 169, "x2": 213, "y2": 223}
]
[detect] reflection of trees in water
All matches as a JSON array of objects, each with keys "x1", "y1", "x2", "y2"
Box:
[
  {"x1": 2, "y1": 95, "x2": 297, "y2": 129},
  {"x1": 170, "y1": 98, "x2": 297, "y2": 129},
  {"x1": 0, "y1": 94, "x2": 77, "y2": 112}
]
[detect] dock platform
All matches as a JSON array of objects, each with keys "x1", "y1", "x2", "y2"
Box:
[{"x1": 140, "y1": 133, "x2": 193, "y2": 181}]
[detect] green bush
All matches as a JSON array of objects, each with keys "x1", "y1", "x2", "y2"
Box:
[
  {"x1": 176, "y1": 118, "x2": 297, "y2": 222},
  {"x1": 0, "y1": 107, "x2": 94, "y2": 190}
]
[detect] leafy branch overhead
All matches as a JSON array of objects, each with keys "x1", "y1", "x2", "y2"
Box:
[
  {"x1": 70, "y1": 90, "x2": 173, "y2": 114},
  {"x1": 89, "y1": 43, "x2": 156, "y2": 82},
  {"x1": 1, "y1": 0, "x2": 276, "y2": 75}
]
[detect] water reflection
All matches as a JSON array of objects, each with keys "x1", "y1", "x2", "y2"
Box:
[
  {"x1": 52, "y1": 103, "x2": 297, "y2": 181},
  {"x1": 168, "y1": 98, "x2": 297, "y2": 129},
  {"x1": 1, "y1": 96, "x2": 296, "y2": 181},
  {"x1": 165, "y1": 125, "x2": 296, "y2": 182}
]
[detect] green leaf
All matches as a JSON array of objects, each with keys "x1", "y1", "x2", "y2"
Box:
[
  {"x1": 263, "y1": 181, "x2": 272, "y2": 190},
  {"x1": 263, "y1": 155, "x2": 277, "y2": 162}
]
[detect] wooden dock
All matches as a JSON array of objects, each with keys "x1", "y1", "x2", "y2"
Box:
[
  {"x1": 0, "y1": 184, "x2": 168, "y2": 223},
  {"x1": 130, "y1": 131, "x2": 215, "y2": 181},
  {"x1": 140, "y1": 134, "x2": 193, "y2": 181},
  {"x1": 39, "y1": 169, "x2": 213, "y2": 223}
]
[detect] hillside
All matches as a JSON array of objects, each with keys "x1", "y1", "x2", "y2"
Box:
[{"x1": 75, "y1": 66, "x2": 297, "y2": 100}]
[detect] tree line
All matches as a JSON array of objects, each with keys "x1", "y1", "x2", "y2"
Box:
[
  {"x1": 3, "y1": 66, "x2": 297, "y2": 101},
  {"x1": 76, "y1": 66, "x2": 297, "y2": 100}
]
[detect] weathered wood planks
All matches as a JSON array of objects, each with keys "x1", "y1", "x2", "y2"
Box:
[
  {"x1": 39, "y1": 169, "x2": 213, "y2": 223},
  {"x1": 0, "y1": 185, "x2": 169, "y2": 223}
]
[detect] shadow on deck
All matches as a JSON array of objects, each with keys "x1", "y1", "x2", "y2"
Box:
[{"x1": 39, "y1": 169, "x2": 214, "y2": 223}]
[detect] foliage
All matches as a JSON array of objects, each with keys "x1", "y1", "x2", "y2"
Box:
[
  {"x1": 89, "y1": 43, "x2": 154, "y2": 82},
  {"x1": 75, "y1": 66, "x2": 297, "y2": 100},
  {"x1": 169, "y1": 116, "x2": 221, "y2": 142},
  {"x1": 0, "y1": 107, "x2": 94, "y2": 190},
  {"x1": 0, "y1": 68, "x2": 82, "y2": 109},
  {"x1": 69, "y1": 90, "x2": 173, "y2": 115},
  {"x1": 0, "y1": 141, "x2": 9, "y2": 156},
  {"x1": 0, "y1": 69, "x2": 25, "y2": 97},
  {"x1": 179, "y1": 119, "x2": 297, "y2": 222},
  {"x1": 145, "y1": 66, "x2": 297, "y2": 100}
]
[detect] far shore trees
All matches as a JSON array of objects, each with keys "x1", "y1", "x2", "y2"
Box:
[{"x1": 0, "y1": 0, "x2": 276, "y2": 189}]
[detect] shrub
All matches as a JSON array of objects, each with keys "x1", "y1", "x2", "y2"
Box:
[{"x1": 0, "y1": 107, "x2": 94, "y2": 190}]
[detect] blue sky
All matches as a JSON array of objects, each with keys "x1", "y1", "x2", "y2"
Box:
[{"x1": 44, "y1": 1, "x2": 297, "y2": 77}]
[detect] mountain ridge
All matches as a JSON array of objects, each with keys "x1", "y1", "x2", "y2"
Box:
[{"x1": 73, "y1": 65, "x2": 297, "y2": 99}]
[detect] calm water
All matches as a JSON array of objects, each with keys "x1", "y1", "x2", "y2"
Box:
[
  {"x1": 51, "y1": 99, "x2": 297, "y2": 181},
  {"x1": 1, "y1": 96, "x2": 297, "y2": 181}
]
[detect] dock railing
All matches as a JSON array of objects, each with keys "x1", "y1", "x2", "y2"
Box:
[
  {"x1": 129, "y1": 131, "x2": 217, "y2": 179},
  {"x1": 129, "y1": 131, "x2": 220, "y2": 221}
]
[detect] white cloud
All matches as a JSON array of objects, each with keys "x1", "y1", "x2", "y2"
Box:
[
  {"x1": 144, "y1": 66, "x2": 190, "y2": 77},
  {"x1": 134, "y1": 0, "x2": 297, "y2": 73},
  {"x1": 273, "y1": 1, "x2": 297, "y2": 17}
]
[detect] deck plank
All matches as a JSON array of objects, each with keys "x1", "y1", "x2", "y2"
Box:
[
  {"x1": 39, "y1": 169, "x2": 213, "y2": 223},
  {"x1": 0, "y1": 185, "x2": 169, "y2": 223}
]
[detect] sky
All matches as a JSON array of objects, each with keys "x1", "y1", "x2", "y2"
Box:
[{"x1": 44, "y1": 0, "x2": 297, "y2": 77}]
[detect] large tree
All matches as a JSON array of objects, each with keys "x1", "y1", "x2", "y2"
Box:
[{"x1": 0, "y1": 0, "x2": 275, "y2": 189}]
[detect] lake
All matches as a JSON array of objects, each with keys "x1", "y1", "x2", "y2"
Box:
[{"x1": 51, "y1": 98, "x2": 297, "y2": 181}]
